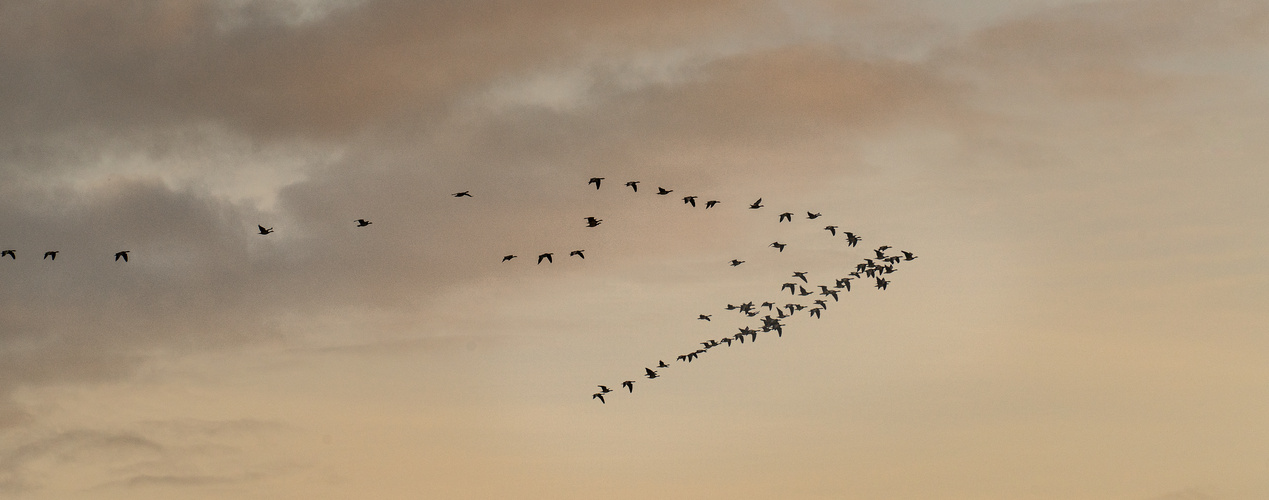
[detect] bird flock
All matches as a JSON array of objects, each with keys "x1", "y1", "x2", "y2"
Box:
[{"x1": 2, "y1": 175, "x2": 918, "y2": 406}]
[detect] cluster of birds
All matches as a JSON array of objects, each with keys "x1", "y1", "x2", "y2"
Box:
[
  {"x1": 564, "y1": 178, "x2": 919, "y2": 404},
  {"x1": 1, "y1": 249, "x2": 131, "y2": 262}
]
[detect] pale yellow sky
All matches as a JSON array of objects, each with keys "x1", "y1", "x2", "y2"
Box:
[{"x1": 1, "y1": 1, "x2": 1267, "y2": 499}]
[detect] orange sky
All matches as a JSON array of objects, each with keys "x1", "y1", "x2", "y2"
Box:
[{"x1": 1, "y1": 1, "x2": 1267, "y2": 499}]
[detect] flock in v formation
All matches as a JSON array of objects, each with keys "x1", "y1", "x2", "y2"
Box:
[{"x1": 1, "y1": 176, "x2": 918, "y2": 404}]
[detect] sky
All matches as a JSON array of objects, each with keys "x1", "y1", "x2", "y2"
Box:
[{"x1": 1, "y1": 0, "x2": 1267, "y2": 498}]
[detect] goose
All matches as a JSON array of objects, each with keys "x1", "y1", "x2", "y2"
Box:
[
  {"x1": 584, "y1": 217, "x2": 602, "y2": 227},
  {"x1": 806, "y1": 212, "x2": 822, "y2": 219},
  {"x1": 588, "y1": 177, "x2": 604, "y2": 189},
  {"x1": 502, "y1": 255, "x2": 517, "y2": 262},
  {"x1": 537, "y1": 253, "x2": 553, "y2": 264},
  {"x1": 657, "y1": 360, "x2": 669, "y2": 368},
  {"x1": 355, "y1": 219, "x2": 372, "y2": 227},
  {"x1": 792, "y1": 271, "x2": 808, "y2": 282},
  {"x1": 698, "y1": 314, "x2": 711, "y2": 321},
  {"x1": 1, "y1": 250, "x2": 14, "y2": 259},
  {"x1": 644, "y1": 368, "x2": 659, "y2": 379},
  {"x1": 257, "y1": 225, "x2": 274, "y2": 235},
  {"x1": 770, "y1": 242, "x2": 786, "y2": 252},
  {"x1": 114, "y1": 251, "x2": 130, "y2": 262},
  {"x1": 452, "y1": 191, "x2": 472, "y2": 197},
  {"x1": 749, "y1": 198, "x2": 763, "y2": 209},
  {"x1": 593, "y1": 393, "x2": 605, "y2": 403},
  {"x1": 43, "y1": 251, "x2": 58, "y2": 260},
  {"x1": 705, "y1": 200, "x2": 720, "y2": 209},
  {"x1": 902, "y1": 251, "x2": 917, "y2": 261},
  {"x1": 622, "y1": 380, "x2": 635, "y2": 392},
  {"x1": 569, "y1": 250, "x2": 585, "y2": 259},
  {"x1": 625, "y1": 181, "x2": 639, "y2": 192},
  {"x1": 729, "y1": 259, "x2": 744, "y2": 267},
  {"x1": 682, "y1": 196, "x2": 697, "y2": 207},
  {"x1": 656, "y1": 187, "x2": 672, "y2": 195},
  {"x1": 778, "y1": 212, "x2": 793, "y2": 222},
  {"x1": 844, "y1": 232, "x2": 860, "y2": 247}
]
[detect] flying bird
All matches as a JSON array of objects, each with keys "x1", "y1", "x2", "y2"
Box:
[
  {"x1": 593, "y1": 393, "x2": 605, "y2": 404},
  {"x1": 597, "y1": 385, "x2": 612, "y2": 394},
  {"x1": 844, "y1": 232, "x2": 860, "y2": 247},
  {"x1": 778, "y1": 212, "x2": 793, "y2": 222},
  {"x1": 625, "y1": 181, "x2": 639, "y2": 192},
  {"x1": 809, "y1": 308, "x2": 822, "y2": 318},
  {"x1": 770, "y1": 242, "x2": 786, "y2": 252},
  {"x1": 584, "y1": 217, "x2": 602, "y2": 227},
  {"x1": 656, "y1": 187, "x2": 673, "y2": 195},
  {"x1": 537, "y1": 253, "x2": 553, "y2": 264},
  {"x1": 902, "y1": 251, "x2": 918, "y2": 261},
  {"x1": 782, "y1": 283, "x2": 797, "y2": 294},
  {"x1": 749, "y1": 198, "x2": 763, "y2": 209},
  {"x1": 114, "y1": 251, "x2": 129, "y2": 262},
  {"x1": 355, "y1": 219, "x2": 372, "y2": 227},
  {"x1": 43, "y1": 251, "x2": 58, "y2": 260},
  {"x1": 698, "y1": 314, "x2": 711, "y2": 321},
  {"x1": 452, "y1": 191, "x2": 472, "y2": 198},
  {"x1": 502, "y1": 255, "x2": 517, "y2": 262},
  {"x1": 657, "y1": 360, "x2": 669, "y2": 368},
  {"x1": 875, "y1": 277, "x2": 889, "y2": 290},
  {"x1": 569, "y1": 250, "x2": 585, "y2": 259},
  {"x1": 644, "y1": 368, "x2": 659, "y2": 379},
  {"x1": 705, "y1": 200, "x2": 720, "y2": 209},
  {"x1": 824, "y1": 225, "x2": 838, "y2": 236},
  {"x1": 622, "y1": 380, "x2": 635, "y2": 393},
  {"x1": 588, "y1": 177, "x2": 604, "y2": 189},
  {"x1": 682, "y1": 196, "x2": 697, "y2": 207},
  {"x1": 792, "y1": 271, "x2": 808, "y2": 282},
  {"x1": 729, "y1": 259, "x2": 744, "y2": 267},
  {"x1": 257, "y1": 225, "x2": 274, "y2": 235},
  {"x1": 1, "y1": 250, "x2": 13, "y2": 259},
  {"x1": 806, "y1": 212, "x2": 822, "y2": 219}
]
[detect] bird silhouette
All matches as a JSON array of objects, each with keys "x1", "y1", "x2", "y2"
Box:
[
  {"x1": 537, "y1": 253, "x2": 553, "y2": 264},
  {"x1": 705, "y1": 200, "x2": 719, "y2": 209},
  {"x1": 656, "y1": 187, "x2": 672, "y2": 195},
  {"x1": 598, "y1": 385, "x2": 612, "y2": 393},
  {"x1": 809, "y1": 308, "x2": 822, "y2": 318},
  {"x1": 770, "y1": 242, "x2": 786, "y2": 252},
  {"x1": 257, "y1": 225, "x2": 274, "y2": 235},
  {"x1": 778, "y1": 212, "x2": 793, "y2": 222},
  {"x1": 584, "y1": 217, "x2": 602, "y2": 227},
  {"x1": 874, "y1": 248, "x2": 888, "y2": 259},
  {"x1": 1, "y1": 250, "x2": 14, "y2": 259},
  {"x1": 644, "y1": 368, "x2": 659, "y2": 379},
  {"x1": 593, "y1": 393, "x2": 605, "y2": 403},
  {"x1": 792, "y1": 271, "x2": 808, "y2": 282},
  {"x1": 622, "y1": 380, "x2": 635, "y2": 392},
  {"x1": 698, "y1": 314, "x2": 711, "y2": 321},
  {"x1": 114, "y1": 251, "x2": 129, "y2": 262},
  {"x1": 782, "y1": 282, "x2": 797, "y2": 294},
  {"x1": 355, "y1": 219, "x2": 372, "y2": 227},
  {"x1": 844, "y1": 232, "x2": 860, "y2": 247},
  {"x1": 729, "y1": 259, "x2": 744, "y2": 267},
  {"x1": 657, "y1": 360, "x2": 669, "y2": 368},
  {"x1": 502, "y1": 255, "x2": 517, "y2": 262},
  {"x1": 589, "y1": 177, "x2": 604, "y2": 189},
  {"x1": 902, "y1": 251, "x2": 917, "y2": 261},
  {"x1": 875, "y1": 277, "x2": 889, "y2": 290},
  {"x1": 452, "y1": 191, "x2": 472, "y2": 197},
  {"x1": 749, "y1": 198, "x2": 763, "y2": 209},
  {"x1": 625, "y1": 181, "x2": 639, "y2": 192},
  {"x1": 683, "y1": 196, "x2": 697, "y2": 207},
  {"x1": 569, "y1": 250, "x2": 585, "y2": 259},
  {"x1": 43, "y1": 251, "x2": 58, "y2": 260},
  {"x1": 806, "y1": 212, "x2": 822, "y2": 219},
  {"x1": 824, "y1": 225, "x2": 838, "y2": 236}
]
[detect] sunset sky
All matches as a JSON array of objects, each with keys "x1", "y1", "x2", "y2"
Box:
[{"x1": 1, "y1": 1, "x2": 1267, "y2": 499}]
